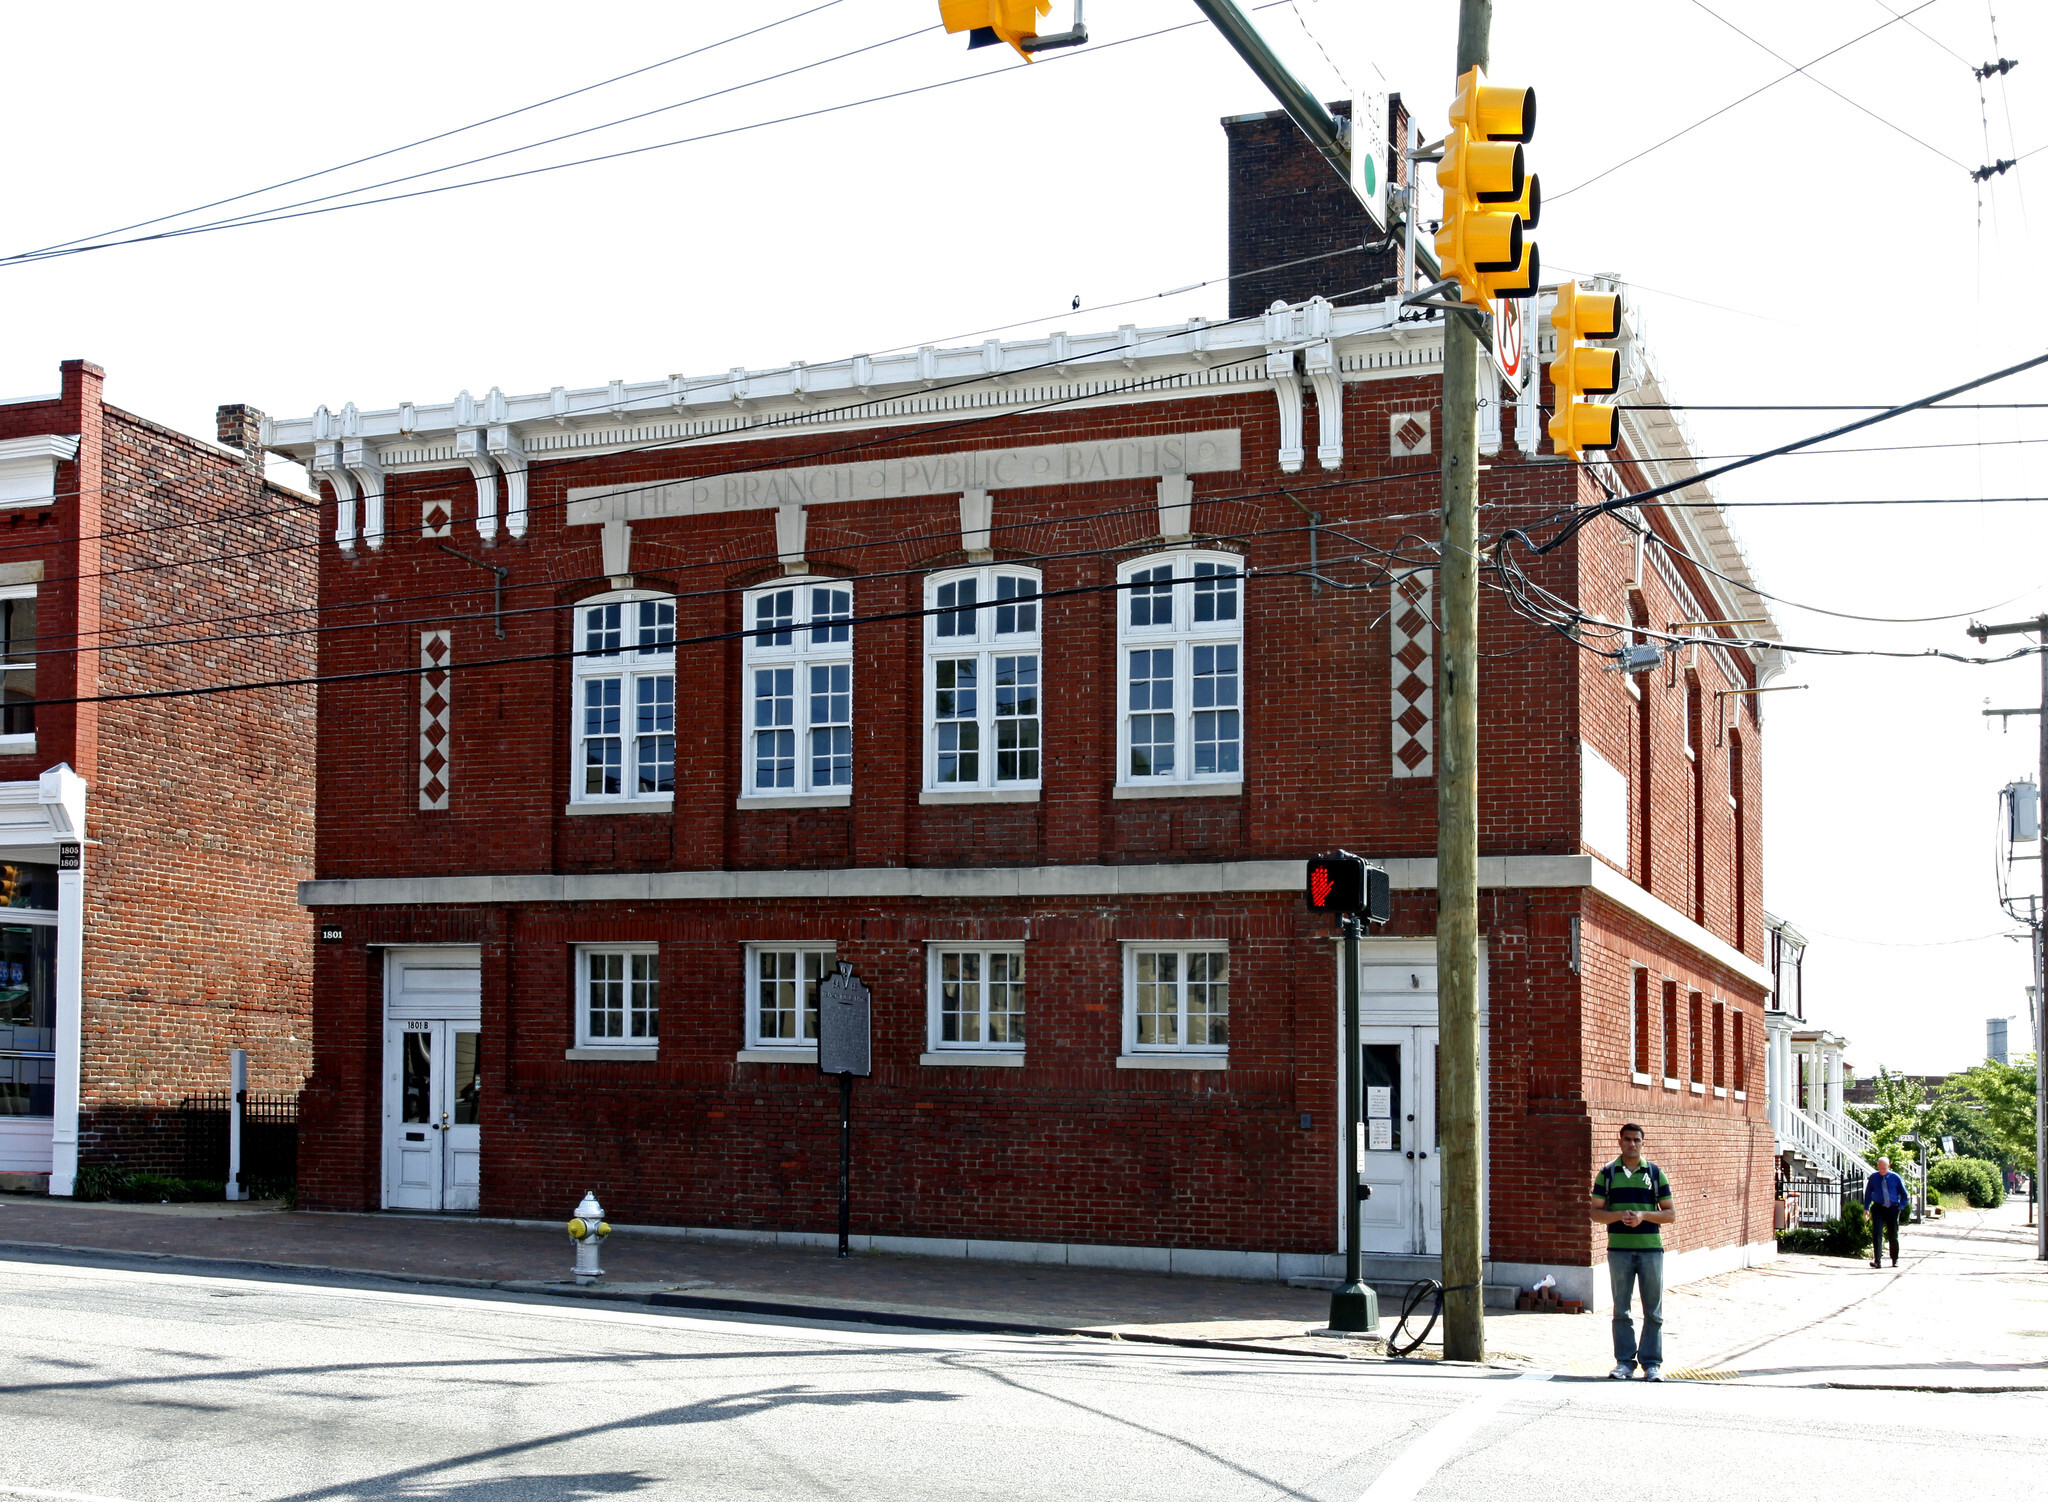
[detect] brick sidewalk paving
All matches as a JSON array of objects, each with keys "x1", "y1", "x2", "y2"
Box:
[{"x1": 2, "y1": 1194, "x2": 2042, "y2": 1386}]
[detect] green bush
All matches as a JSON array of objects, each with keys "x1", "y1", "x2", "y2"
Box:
[
  {"x1": 108, "y1": 1173, "x2": 224, "y2": 1203},
  {"x1": 1927, "y1": 1157, "x2": 2005, "y2": 1209},
  {"x1": 1775, "y1": 1199, "x2": 1871, "y2": 1258}
]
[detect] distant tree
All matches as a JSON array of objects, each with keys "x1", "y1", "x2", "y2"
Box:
[
  {"x1": 1939, "y1": 1056, "x2": 2038, "y2": 1177},
  {"x1": 1846, "y1": 1067, "x2": 1928, "y2": 1164}
]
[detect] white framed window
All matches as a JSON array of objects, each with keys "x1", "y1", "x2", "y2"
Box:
[
  {"x1": 0, "y1": 585, "x2": 35, "y2": 746},
  {"x1": 742, "y1": 579, "x2": 854, "y2": 799},
  {"x1": 570, "y1": 591, "x2": 676, "y2": 806},
  {"x1": 923, "y1": 566, "x2": 1042, "y2": 792},
  {"x1": 744, "y1": 945, "x2": 836, "y2": 1051},
  {"x1": 1122, "y1": 941, "x2": 1230, "y2": 1055},
  {"x1": 926, "y1": 944, "x2": 1026, "y2": 1053},
  {"x1": 1116, "y1": 552, "x2": 1243, "y2": 788},
  {"x1": 577, "y1": 944, "x2": 659, "y2": 1049}
]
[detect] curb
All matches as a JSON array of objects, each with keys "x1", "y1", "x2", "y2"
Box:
[{"x1": 0, "y1": 1238, "x2": 1352, "y2": 1361}]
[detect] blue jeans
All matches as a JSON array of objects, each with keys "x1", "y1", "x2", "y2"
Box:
[{"x1": 1608, "y1": 1249, "x2": 1665, "y2": 1369}]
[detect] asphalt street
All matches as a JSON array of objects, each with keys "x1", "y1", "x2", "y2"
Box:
[{"x1": 2, "y1": 1255, "x2": 2042, "y2": 1502}]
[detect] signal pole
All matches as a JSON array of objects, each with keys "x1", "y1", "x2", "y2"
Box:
[
  {"x1": 1435, "y1": 0, "x2": 1492, "y2": 1365},
  {"x1": 1967, "y1": 615, "x2": 2048, "y2": 1262}
]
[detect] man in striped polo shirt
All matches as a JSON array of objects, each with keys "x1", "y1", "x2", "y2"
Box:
[{"x1": 1590, "y1": 1122, "x2": 1675, "y2": 1380}]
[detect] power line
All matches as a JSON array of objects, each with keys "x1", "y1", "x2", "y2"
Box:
[
  {"x1": 1552, "y1": 0, "x2": 1944, "y2": 201},
  {"x1": 1690, "y1": 0, "x2": 1967, "y2": 167},
  {"x1": 8, "y1": 0, "x2": 853, "y2": 261},
  {"x1": 2, "y1": 5, "x2": 1266, "y2": 266},
  {"x1": 1622, "y1": 402, "x2": 2048, "y2": 411}
]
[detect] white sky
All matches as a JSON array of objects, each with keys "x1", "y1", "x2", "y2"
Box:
[{"x1": 4, "y1": 0, "x2": 2043, "y2": 1074}]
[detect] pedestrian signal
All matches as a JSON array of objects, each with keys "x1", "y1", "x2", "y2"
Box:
[
  {"x1": 1306, "y1": 852, "x2": 1392, "y2": 924},
  {"x1": 939, "y1": 0, "x2": 1051, "y2": 59},
  {"x1": 1546, "y1": 282, "x2": 1622, "y2": 460}
]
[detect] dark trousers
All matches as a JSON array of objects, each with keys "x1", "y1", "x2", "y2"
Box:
[{"x1": 1870, "y1": 1204, "x2": 1901, "y2": 1264}]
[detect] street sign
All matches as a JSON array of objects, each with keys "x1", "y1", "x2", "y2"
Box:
[
  {"x1": 1491, "y1": 296, "x2": 1530, "y2": 392},
  {"x1": 818, "y1": 962, "x2": 872, "y2": 1077},
  {"x1": 1351, "y1": 88, "x2": 1390, "y2": 233}
]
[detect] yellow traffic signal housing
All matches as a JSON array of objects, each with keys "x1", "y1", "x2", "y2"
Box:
[
  {"x1": 1436, "y1": 66, "x2": 1538, "y2": 305},
  {"x1": 939, "y1": 0, "x2": 1051, "y2": 59},
  {"x1": 1547, "y1": 283, "x2": 1623, "y2": 459}
]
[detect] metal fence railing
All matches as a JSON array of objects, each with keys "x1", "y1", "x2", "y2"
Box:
[
  {"x1": 1781, "y1": 1167, "x2": 1863, "y2": 1227},
  {"x1": 180, "y1": 1091, "x2": 298, "y2": 1190}
]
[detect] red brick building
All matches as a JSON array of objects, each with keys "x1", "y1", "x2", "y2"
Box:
[
  {"x1": 278, "y1": 115, "x2": 1785, "y2": 1305},
  {"x1": 0, "y1": 361, "x2": 316, "y2": 1192}
]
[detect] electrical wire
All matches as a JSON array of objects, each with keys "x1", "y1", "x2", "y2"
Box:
[
  {"x1": 1689, "y1": 0, "x2": 1967, "y2": 167},
  {"x1": 8, "y1": 0, "x2": 853, "y2": 261},
  {"x1": 1551, "y1": 0, "x2": 1945, "y2": 201},
  {"x1": 2, "y1": 4, "x2": 1278, "y2": 266}
]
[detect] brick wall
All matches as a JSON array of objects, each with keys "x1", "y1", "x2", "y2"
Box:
[{"x1": 1, "y1": 362, "x2": 318, "y2": 1172}]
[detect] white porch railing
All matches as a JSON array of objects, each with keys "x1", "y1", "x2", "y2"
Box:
[
  {"x1": 1826, "y1": 1109, "x2": 1877, "y2": 1160},
  {"x1": 1770, "y1": 1097, "x2": 1873, "y2": 1180}
]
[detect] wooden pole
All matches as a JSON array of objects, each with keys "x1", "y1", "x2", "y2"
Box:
[{"x1": 1437, "y1": 0, "x2": 1492, "y2": 1364}]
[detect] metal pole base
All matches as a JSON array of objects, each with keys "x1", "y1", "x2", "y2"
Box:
[{"x1": 1327, "y1": 1280, "x2": 1380, "y2": 1332}]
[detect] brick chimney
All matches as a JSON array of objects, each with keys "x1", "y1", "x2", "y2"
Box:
[
  {"x1": 1222, "y1": 96, "x2": 1409, "y2": 321},
  {"x1": 215, "y1": 403, "x2": 267, "y2": 479}
]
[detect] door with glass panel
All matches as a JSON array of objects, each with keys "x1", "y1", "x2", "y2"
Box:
[
  {"x1": 1357, "y1": 1028, "x2": 1439, "y2": 1254},
  {"x1": 382, "y1": 949, "x2": 482, "y2": 1212}
]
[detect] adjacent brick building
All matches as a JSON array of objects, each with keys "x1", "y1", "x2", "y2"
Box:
[
  {"x1": 0, "y1": 361, "x2": 317, "y2": 1192},
  {"x1": 276, "y1": 111, "x2": 1786, "y2": 1304}
]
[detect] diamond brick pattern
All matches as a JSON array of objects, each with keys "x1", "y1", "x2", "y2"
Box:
[
  {"x1": 1390, "y1": 571, "x2": 1434, "y2": 779},
  {"x1": 422, "y1": 497, "x2": 452, "y2": 539},
  {"x1": 419, "y1": 630, "x2": 451, "y2": 810}
]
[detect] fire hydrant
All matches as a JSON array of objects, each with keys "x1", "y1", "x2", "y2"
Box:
[{"x1": 566, "y1": 1191, "x2": 611, "y2": 1285}]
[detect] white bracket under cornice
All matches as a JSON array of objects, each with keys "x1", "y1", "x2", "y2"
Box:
[
  {"x1": 342, "y1": 439, "x2": 386, "y2": 550},
  {"x1": 1477, "y1": 361, "x2": 1502, "y2": 458},
  {"x1": 454, "y1": 429, "x2": 499, "y2": 543},
  {"x1": 1266, "y1": 348, "x2": 1305, "y2": 474},
  {"x1": 311, "y1": 441, "x2": 358, "y2": 551},
  {"x1": 489, "y1": 426, "x2": 528, "y2": 539},
  {"x1": 1302, "y1": 341, "x2": 1344, "y2": 471}
]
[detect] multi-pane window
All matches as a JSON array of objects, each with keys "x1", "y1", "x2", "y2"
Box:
[
  {"x1": 745, "y1": 946, "x2": 835, "y2": 1049},
  {"x1": 571, "y1": 594, "x2": 676, "y2": 805},
  {"x1": 1125, "y1": 944, "x2": 1230, "y2": 1053},
  {"x1": 578, "y1": 946, "x2": 659, "y2": 1048},
  {"x1": 1117, "y1": 553, "x2": 1243, "y2": 787},
  {"x1": 929, "y1": 947, "x2": 1026, "y2": 1052},
  {"x1": 743, "y1": 581, "x2": 854, "y2": 797},
  {"x1": 1661, "y1": 980, "x2": 1679, "y2": 1082},
  {"x1": 924, "y1": 567, "x2": 1042, "y2": 791},
  {"x1": 1732, "y1": 1010, "x2": 1747, "y2": 1094},
  {"x1": 1688, "y1": 992, "x2": 1705, "y2": 1085},
  {"x1": 0, "y1": 590, "x2": 33, "y2": 738},
  {"x1": 1632, "y1": 968, "x2": 1651, "y2": 1078},
  {"x1": 1712, "y1": 1001, "x2": 1727, "y2": 1090}
]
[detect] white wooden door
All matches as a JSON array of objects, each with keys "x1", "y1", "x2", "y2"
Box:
[
  {"x1": 1357, "y1": 1028, "x2": 1416, "y2": 1253},
  {"x1": 382, "y1": 949, "x2": 482, "y2": 1212}
]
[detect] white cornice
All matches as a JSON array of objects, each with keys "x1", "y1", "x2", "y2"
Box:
[{"x1": 0, "y1": 434, "x2": 81, "y2": 465}]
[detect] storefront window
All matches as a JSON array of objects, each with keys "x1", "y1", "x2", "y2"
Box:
[
  {"x1": 0, "y1": 921, "x2": 57, "y2": 1117},
  {"x1": 0, "y1": 863, "x2": 57, "y2": 910}
]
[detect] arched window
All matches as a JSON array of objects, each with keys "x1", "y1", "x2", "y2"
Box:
[
  {"x1": 922, "y1": 565, "x2": 1042, "y2": 793},
  {"x1": 1116, "y1": 551, "x2": 1243, "y2": 789},
  {"x1": 742, "y1": 579, "x2": 854, "y2": 799},
  {"x1": 570, "y1": 591, "x2": 676, "y2": 806}
]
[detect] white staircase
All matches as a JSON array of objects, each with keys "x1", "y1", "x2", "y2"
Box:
[{"x1": 1770, "y1": 1097, "x2": 1873, "y2": 1179}]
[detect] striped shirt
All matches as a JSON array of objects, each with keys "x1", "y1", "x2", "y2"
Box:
[{"x1": 1593, "y1": 1158, "x2": 1671, "y2": 1251}]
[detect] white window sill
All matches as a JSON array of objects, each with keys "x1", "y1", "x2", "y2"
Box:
[
  {"x1": 737, "y1": 1047, "x2": 818, "y2": 1064},
  {"x1": 1663, "y1": 1077, "x2": 1681, "y2": 1091},
  {"x1": 1631, "y1": 1071, "x2": 1652, "y2": 1087},
  {"x1": 1714, "y1": 1085, "x2": 1728, "y2": 1098},
  {"x1": 919, "y1": 788, "x2": 1040, "y2": 805},
  {"x1": 1734, "y1": 1090, "x2": 1748, "y2": 1101},
  {"x1": 564, "y1": 1047, "x2": 658, "y2": 1061},
  {"x1": 563, "y1": 799, "x2": 673, "y2": 817},
  {"x1": 0, "y1": 733, "x2": 34, "y2": 756},
  {"x1": 1113, "y1": 780, "x2": 1243, "y2": 800},
  {"x1": 1116, "y1": 1053, "x2": 1228, "y2": 1070},
  {"x1": 920, "y1": 1051, "x2": 1025, "y2": 1067},
  {"x1": 1690, "y1": 1081, "x2": 1707, "y2": 1095},
  {"x1": 737, "y1": 794, "x2": 850, "y2": 810}
]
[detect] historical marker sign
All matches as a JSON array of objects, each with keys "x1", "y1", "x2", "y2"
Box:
[{"x1": 817, "y1": 962, "x2": 872, "y2": 1077}]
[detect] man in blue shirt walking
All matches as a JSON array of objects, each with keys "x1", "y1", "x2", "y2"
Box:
[{"x1": 1865, "y1": 1156, "x2": 1908, "y2": 1268}]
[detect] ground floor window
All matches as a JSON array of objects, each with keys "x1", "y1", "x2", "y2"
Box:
[
  {"x1": 0, "y1": 906, "x2": 56, "y2": 1117},
  {"x1": 577, "y1": 945, "x2": 659, "y2": 1049},
  {"x1": 1123, "y1": 943, "x2": 1229, "y2": 1054},
  {"x1": 747, "y1": 946, "x2": 834, "y2": 1049},
  {"x1": 927, "y1": 947, "x2": 1026, "y2": 1051}
]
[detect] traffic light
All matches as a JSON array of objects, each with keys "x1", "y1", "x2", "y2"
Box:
[
  {"x1": 1306, "y1": 852, "x2": 1392, "y2": 925},
  {"x1": 939, "y1": 0, "x2": 1051, "y2": 59},
  {"x1": 1435, "y1": 67, "x2": 1537, "y2": 307},
  {"x1": 1546, "y1": 281, "x2": 1622, "y2": 460}
]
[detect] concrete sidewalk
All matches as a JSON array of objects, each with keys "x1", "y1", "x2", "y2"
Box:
[{"x1": 2, "y1": 1193, "x2": 2042, "y2": 1387}]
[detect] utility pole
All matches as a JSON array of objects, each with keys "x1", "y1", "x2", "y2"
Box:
[
  {"x1": 1434, "y1": 0, "x2": 1492, "y2": 1365},
  {"x1": 1967, "y1": 614, "x2": 2048, "y2": 1261}
]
